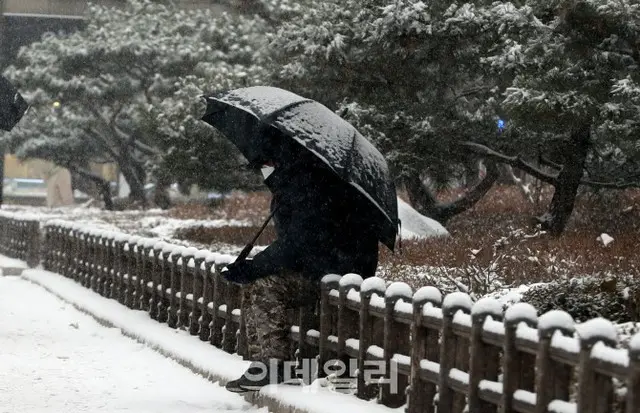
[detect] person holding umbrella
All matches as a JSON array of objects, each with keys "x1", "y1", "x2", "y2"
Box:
[
  {"x1": 201, "y1": 86, "x2": 398, "y2": 392},
  {"x1": 0, "y1": 74, "x2": 28, "y2": 132}
]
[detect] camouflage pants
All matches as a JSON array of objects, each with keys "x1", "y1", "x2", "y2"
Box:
[{"x1": 243, "y1": 272, "x2": 320, "y2": 363}]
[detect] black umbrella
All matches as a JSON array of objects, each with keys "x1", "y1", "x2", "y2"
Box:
[
  {"x1": 0, "y1": 75, "x2": 28, "y2": 132},
  {"x1": 201, "y1": 86, "x2": 398, "y2": 250}
]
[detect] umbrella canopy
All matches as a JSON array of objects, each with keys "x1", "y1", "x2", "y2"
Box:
[
  {"x1": 0, "y1": 75, "x2": 28, "y2": 132},
  {"x1": 202, "y1": 86, "x2": 398, "y2": 250}
]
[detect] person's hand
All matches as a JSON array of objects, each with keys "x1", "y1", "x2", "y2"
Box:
[{"x1": 220, "y1": 260, "x2": 254, "y2": 285}]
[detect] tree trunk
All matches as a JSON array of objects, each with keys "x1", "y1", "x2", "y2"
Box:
[
  {"x1": 404, "y1": 161, "x2": 500, "y2": 225},
  {"x1": 117, "y1": 155, "x2": 147, "y2": 207},
  {"x1": 67, "y1": 165, "x2": 114, "y2": 211},
  {"x1": 152, "y1": 171, "x2": 172, "y2": 210},
  {"x1": 537, "y1": 125, "x2": 591, "y2": 235}
]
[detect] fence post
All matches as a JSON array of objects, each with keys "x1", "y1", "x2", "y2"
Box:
[
  {"x1": 576, "y1": 318, "x2": 617, "y2": 413},
  {"x1": 408, "y1": 286, "x2": 442, "y2": 413},
  {"x1": 319, "y1": 274, "x2": 341, "y2": 379},
  {"x1": 381, "y1": 281, "x2": 413, "y2": 408},
  {"x1": 210, "y1": 263, "x2": 227, "y2": 348},
  {"x1": 26, "y1": 220, "x2": 40, "y2": 269},
  {"x1": 199, "y1": 254, "x2": 217, "y2": 342},
  {"x1": 628, "y1": 333, "x2": 640, "y2": 413},
  {"x1": 89, "y1": 230, "x2": 101, "y2": 292},
  {"x1": 167, "y1": 246, "x2": 184, "y2": 329},
  {"x1": 534, "y1": 310, "x2": 575, "y2": 413},
  {"x1": 178, "y1": 247, "x2": 197, "y2": 329},
  {"x1": 335, "y1": 274, "x2": 362, "y2": 386},
  {"x1": 358, "y1": 276, "x2": 387, "y2": 400},
  {"x1": 148, "y1": 241, "x2": 164, "y2": 320},
  {"x1": 103, "y1": 232, "x2": 115, "y2": 297},
  {"x1": 111, "y1": 234, "x2": 123, "y2": 301},
  {"x1": 139, "y1": 238, "x2": 157, "y2": 312},
  {"x1": 125, "y1": 236, "x2": 140, "y2": 308},
  {"x1": 502, "y1": 303, "x2": 538, "y2": 413},
  {"x1": 190, "y1": 250, "x2": 207, "y2": 336},
  {"x1": 222, "y1": 282, "x2": 240, "y2": 354},
  {"x1": 469, "y1": 298, "x2": 503, "y2": 413},
  {"x1": 438, "y1": 292, "x2": 473, "y2": 413},
  {"x1": 158, "y1": 243, "x2": 173, "y2": 323}
]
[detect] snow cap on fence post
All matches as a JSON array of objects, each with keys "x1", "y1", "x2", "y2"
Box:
[
  {"x1": 537, "y1": 310, "x2": 575, "y2": 339},
  {"x1": 385, "y1": 281, "x2": 413, "y2": 304},
  {"x1": 442, "y1": 291, "x2": 473, "y2": 316},
  {"x1": 194, "y1": 249, "x2": 209, "y2": 262},
  {"x1": 575, "y1": 317, "x2": 618, "y2": 348},
  {"x1": 161, "y1": 242, "x2": 174, "y2": 256},
  {"x1": 321, "y1": 273, "x2": 342, "y2": 292},
  {"x1": 153, "y1": 241, "x2": 168, "y2": 254},
  {"x1": 204, "y1": 252, "x2": 219, "y2": 264},
  {"x1": 631, "y1": 333, "x2": 640, "y2": 359},
  {"x1": 183, "y1": 246, "x2": 197, "y2": 257},
  {"x1": 339, "y1": 273, "x2": 363, "y2": 294},
  {"x1": 504, "y1": 302, "x2": 538, "y2": 327},
  {"x1": 127, "y1": 235, "x2": 140, "y2": 252},
  {"x1": 413, "y1": 286, "x2": 442, "y2": 308},
  {"x1": 142, "y1": 237, "x2": 158, "y2": 250},
  {"x1": 471, "y1": 297, "x2": 503, "y2": 323},
  {"x1": 360, "y1": 276, "x2": 386, "y2": 299}
]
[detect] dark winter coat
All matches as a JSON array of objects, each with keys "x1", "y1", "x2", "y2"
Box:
[
  {"x1": 245, "y1": 160, "x2": 380, "y2": 281},
  {"x1": 0, "y1": 75, "x2": 28, "y2": 132}
]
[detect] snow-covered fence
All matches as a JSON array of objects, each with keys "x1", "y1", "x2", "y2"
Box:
[
  {"x1": 2, "y1": 216, "x2": 640, "y2": 413},
  {"x1": 0, "y1": 212, "x2": 40, "y2": 267}
]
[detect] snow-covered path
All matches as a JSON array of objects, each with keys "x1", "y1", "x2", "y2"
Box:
[{"x1": 0, "y1": 276, "x2": 264, "y2": 413}]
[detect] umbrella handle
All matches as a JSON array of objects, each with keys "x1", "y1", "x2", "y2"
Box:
[{"x1": 234, "y1": 206, "x2": 278, "y2": 263}]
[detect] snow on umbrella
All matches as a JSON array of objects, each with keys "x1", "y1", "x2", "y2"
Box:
[
  {"x1": 0, "y1": 75, "x2": 28, "y2": 132},
  {"x1": 201, "y1": 86, "x2": 398, "y2": 250}
]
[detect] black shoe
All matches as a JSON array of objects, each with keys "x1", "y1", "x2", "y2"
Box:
[
  {"x1": 225, "y1": 378, "x2": 249, "y2": 393},
  {"x1": 238, "y1": 360, "x2": 285, "y2": 391}
]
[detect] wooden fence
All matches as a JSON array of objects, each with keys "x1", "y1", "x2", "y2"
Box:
[{"x1": 1, "y1": 214, "x2": 640, "y2": 413}]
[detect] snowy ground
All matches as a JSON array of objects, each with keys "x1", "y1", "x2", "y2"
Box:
[{"x1": 0, "y1": 275, "x2": 266, "y2": 413}]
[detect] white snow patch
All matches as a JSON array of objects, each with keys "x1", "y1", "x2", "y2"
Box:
[
  {"x1": 0, "y1": 276, "x2": 261, "y2": 413},
  {"x1": 471, "y1": 297, "x2": 502, "y2": 318},
  {"x1": 413, "y1": 286, "x2": 442, "y2": 305},
  {"x1": 385, "y1": 281, "x2": 413, "y2": 300},
  {"x1": 505, "y1": 303, "x2": 538, "y2": 324},
  {"x1": 360, "y1": 276, "x2": 386, "y2": 294},
  {"x1": 548, "y1": 400, "x2": 577, "y2": 413},
  {"x1": 597, "y1": 233, "x2": 614, "y2": 247},
  {"x1": 442, "y1": 292, "x2": 473, "y2": 313},
  {"x1": 397, "y1": 198, "x2": 449, "y2": 239},
  {"x1": 575, "y1": 318, "x2": 617, "y2": 344},
  {"x1": 339, "y1": 273, "x2": 363, "y2": 289},
  {"x1": 538, "y1": 310, "x2": 575, "y2": 333}
]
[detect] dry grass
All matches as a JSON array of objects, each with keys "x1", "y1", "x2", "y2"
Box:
[{"x1": 171, "y1": 184, "x2": 640, "y2": 289}]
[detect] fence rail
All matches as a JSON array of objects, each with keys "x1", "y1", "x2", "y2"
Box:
[{"x1": 1, "y1": 214, "x2": 640, "y2": 413}]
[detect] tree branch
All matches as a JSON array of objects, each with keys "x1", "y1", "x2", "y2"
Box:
[{"x1": 461, "y1": 141, "x2": 640, "y2": 190}]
